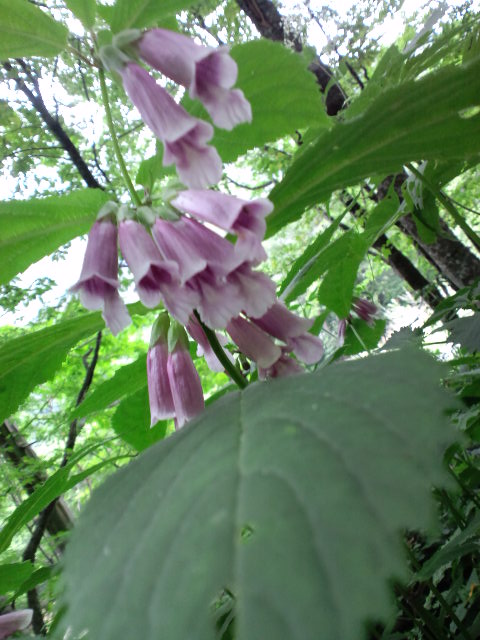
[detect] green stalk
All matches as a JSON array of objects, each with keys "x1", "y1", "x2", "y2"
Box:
[
  {"x1": 406, "y1": 163, "x2": 480, "y2": 253},
  {"x1": 194, "y1": 311, "x2": 248, "y2": 390},
  {"x1": 99, "y1": 68, "x2": 142, "y2": 207}
]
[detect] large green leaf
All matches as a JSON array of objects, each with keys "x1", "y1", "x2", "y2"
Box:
[
  {"x1": 59, "y1": 348, "x2": 454, "y2": 640},
  {"x1": 0, "y1": 0, "x2": 68, "y2": 59},
  {"x1": 65, "y1": 0, "x2": 96, "y2": 28},
  {"x1": 110, "y1": 0, "x2": 197, "y2": 31},
  {"x1": 267, "y1": 56, "x2": 480, "y2": 237},
  {"x1": 0, "y1": 303, "x2": 146, "y2": 424},
  {"x1": 0, "y1": 189, "x2": 110, "y2": 286},
  {"x1": 216, "y1": 41, "x2": 327, "y2": 162}
]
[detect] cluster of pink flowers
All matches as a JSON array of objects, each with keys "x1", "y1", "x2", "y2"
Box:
[{"x1": 72, "y1": 28, "x2": 324, "y2": 428}]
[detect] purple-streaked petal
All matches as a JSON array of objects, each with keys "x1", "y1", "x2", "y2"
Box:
[
  {"x1": 258, "y1": 353, "x2": 303, "y2": 379},
  {"x1": 171, "y1": 190, "x2": 271, "y2": 240},
  {"x1": 119, "y1": 220, "x2": 180, "y2": 308},
  {"x1": 200, "y1": 87, "x2": 252, "y2": 130},
  {"x1": 137, "y1": 30, "x2": 250, "y2": 129},
  {"x1": 337, "y1": 318, "x2": 348, "y2": 346},
  {"x1": 121, "y1": 63, "x2": 221, "y2": 188},
  {"x1": 227, "y1": 316, "x2": 281, "y2": 368},
  {"x1": 137, "y1": 28, "x2": 199, "y2": 88},
  {"x1": 167, "y1": 346, "x2": 204, "y2": 428},
  {"x1": 102, "y1": 290, "x2": 131, "y2": 336},
  {"x1": 163, "y1": 123, "x2": 222, "y2": 188},
  {"x1": 253, "y1": 301, "x2": 313, "y2": 340},
  {"x1": 0, "y1": 610, "x2": 33, "y2": 639},
  {"x1": 287, "y1": 333, "x2": 324, "y2": 365},
  {"x1": 194, "y1": 269, "x2": 243, "y2": 329},
  {"x1": 147, "y1": 341, "x2": 175, "y2": 425},
  {"x1": 152, "y1": 218, "x2": 208, "y2": 282},
  {"x1": 228, "y1": 265, "x2": 276, "y2": 319},
  {"x1": 352, "y1": 297, "x2": 378, "y2": 325},
  {"x1": 161, "y1": 283, "x2": 199, "y2": 325}
]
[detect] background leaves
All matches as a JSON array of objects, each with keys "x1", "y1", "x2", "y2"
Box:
[{"x1": 0, "y1": 0, "x2": 68, "y2": 59}]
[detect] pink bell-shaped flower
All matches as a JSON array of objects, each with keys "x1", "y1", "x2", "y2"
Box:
[
  {"x1": 147, "y1": 314, "x2": 176, "y2": 425},
  {"x1": 70, "y1": 219, "x2": 130, "y2": 336},
  {"x1": 0, "y1": 610, "x2": 33, "y2": 639},
  {"x1": 352, "y1": 297, "x2": 378, "y2": 325},
  {"x1": 137, "y1": 29, "x2": 252, "y2": 130},
  {"x1": 121, "y1": 62, "x2": 222, "y2": 188},
  {"x1": 147, "y1": 314, "x2": 204, "y2": 429},
  {"x1": 167, "y1": 321, "x2": 205, "y2": 428},
  {"x1": 171, "y1": 190, "x2": 272, "y2": 264},
  {"x1": 227, "y1": 316, "x2": 281, "y2": 369},
  {"x1": 258, "y1": 351, "x2": 303, "y2": 379}
]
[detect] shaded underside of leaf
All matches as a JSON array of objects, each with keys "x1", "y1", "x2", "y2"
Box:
[{"x1": 60, "y1": 347, "x2": 455, "y2": 640}]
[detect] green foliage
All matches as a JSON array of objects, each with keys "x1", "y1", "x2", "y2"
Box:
[
  {"x1": 0, "y1": 0, "x2": 68, "y2": 59},
  {"x1": 110, "y1": 0, "x2": 200, "y2": 31},
  {"x1": 59, "y1": 347, "x2": 455, "y2": 640},
  {"x1": 0, "y1": 190, "x2": 111, "y2": 286},
  {"x1": 267, "y1": 56, "x2": 480, "y2": 236},
  {"x1": 72, "y1": 353, "x2": 148, "y2": 420},
  {"x1": 65, "y1": 0, "x2": 97, "y2": 29},
  {"x1": 0, "y1": 561, "x2": 33, "y2": 595}
]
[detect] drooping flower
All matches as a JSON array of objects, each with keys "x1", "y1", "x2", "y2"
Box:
[
  {"x1": 253, "y1": 301, "x2": 323, "y2": 364},
  {"x1": 227, "y1": 316, "x2": 281, "y2": 368},
  {"x1": 253, "y1": 301, "x2": 313, "y2": 340},
  {"x1": 118, "y1": 219, "x2": 199, "y2": 322},
  {"x1": 0, "y1": 610, "x2": 33, "y2": 639},
  {"x1": 337, "y1": 318, "x2": 348, "y2": 346},
  {"x1": 136, "y1": 29, "x2": 252, "y2": 130},
  {"x1": 258, "y1": 350, "x2": 303, "y2": 379},
  {"x1": 352, "y1": 297, "x2": 378, "y2": 325},
  {"x1": 147, "y1": 314, "x2": 176, "y2": 425},
  {"x1": 120, "y1": 62, "x2": 222, "y2": 188},
  {"x1": 286, "y1": 333, "x2": 324, "y2": 364},
  {"x1": 171, "y1": 190, "x2": 271, "y2": 264},
  {"x1": 166, "y1": 322, "x2": 204, "y2": 428},
  {"x1": 147, "y1": 315, "x2": 204, "y2": 428},
  {"x1": 70, "y1": 219, "x2": 130, "y2": 335}
]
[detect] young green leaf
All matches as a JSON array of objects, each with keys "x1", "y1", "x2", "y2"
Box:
[
  {"x1": 0, "y1": 0, "x2": 68, "y2": 59},
  {"x1": 0, "y1": 189, "x2": 111, "y2": 286},
  {"x1": 65, "y1": 0, "x2": 96, "y2": 29}
]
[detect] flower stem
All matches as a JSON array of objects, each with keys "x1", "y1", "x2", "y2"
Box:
[
  {"x1": 99, "y1": 68, "x2": 142, "y2": 206},
  {"x1": 194, "y1": 311, "x2": 248, "y2": 390}
]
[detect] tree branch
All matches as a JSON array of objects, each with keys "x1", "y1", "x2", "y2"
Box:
[
  {"x1": 4, "y1": 60, "x2": 104, "y2": 190},
  {"x1": 22, "y1": 332, "x2": 102, "y2": 635}
]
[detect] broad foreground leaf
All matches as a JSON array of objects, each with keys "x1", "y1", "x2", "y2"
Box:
[
  {"x1": 111, "y1": 0, "x2": 199, "y2": 31},
  {"x1": 267, "y1": 56, "x2": 480, "y2": 237},
  {"x1": 0, "y1": 0, "x2": 68, "y2": 59},
  {"x1": 59, "y1": 348, "x2": 455, "y2": 640},
  {"x1": 0, "y1": 189, "x2": 111, "y2": 286}
]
